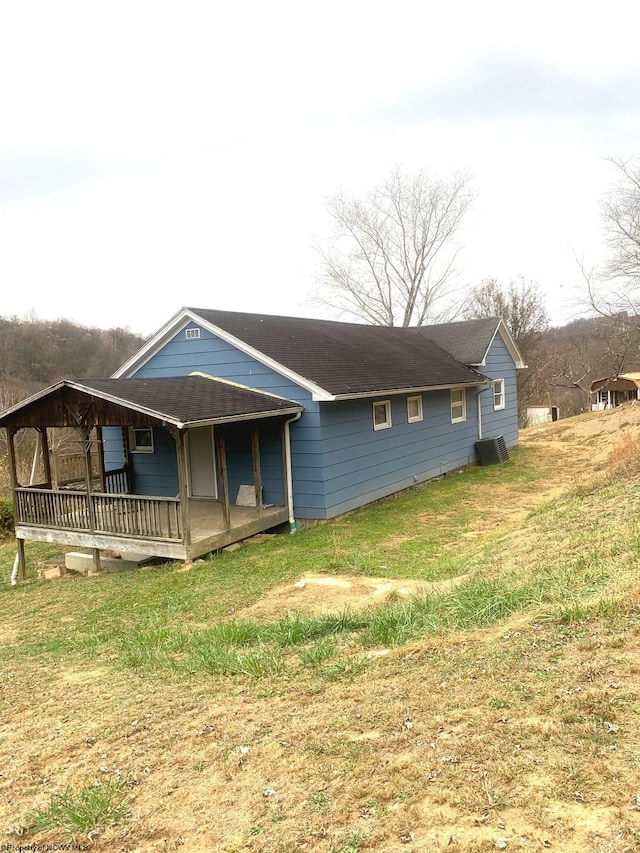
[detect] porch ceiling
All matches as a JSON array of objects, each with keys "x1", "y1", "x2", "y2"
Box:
[{"x1": 0, "y1": 377, "x2": 303, "y2": 430}]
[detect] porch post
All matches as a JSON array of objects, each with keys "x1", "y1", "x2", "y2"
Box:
[
  {"x1": 39, "y1": 428, "x2": 53, "y2": 489},
  {"x1": 95, "y1": 426, "x2": 107, "y2": 492},
  {"x1": 171, "y1": 428, "x2": 191, "y2": 546},
  {"x1": 81, "y1": 427, "x2": 97, "y2": 534},
  {"x1": 90, "y1": 548, "x2": 102, "y2": 575},
  {"x1": 122, "y1": 426, "x2": 133, "y2": 493},
  {"x1": 16, "y1": 537, "x2": 26, "y2": 582},
  {"x1": 251, "y1": 424, "x2": 263, "y2": 516},
  {"x1": 6, "y1": 428, "x2": 26, "y2": 581},
  {"x1": 6, "y1": 426, "x2": 20, "y2": 491},
  {"x1": 215, "y1": 428, "x2": 231, "y2": 531}
]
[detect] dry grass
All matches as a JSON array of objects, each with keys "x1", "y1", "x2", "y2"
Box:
[{"x1": 2, "y1": 407, "x2": 640, "y2": 852}]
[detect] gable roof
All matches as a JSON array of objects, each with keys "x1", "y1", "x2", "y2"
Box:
[
  {"x1": 0, "y1": 376, "x2": 303, "y2": 430},
  {"x1": 115, "y1": 308, "x2": 490, "y2": 400},
  {"x1": 418, "y1": 317, "x2": 526, "y2": 369}
]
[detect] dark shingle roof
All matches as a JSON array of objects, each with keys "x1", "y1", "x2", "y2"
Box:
[
  {"x1": 188, "y1": 309, "x2": 487, "y2": 396},
  {"x1": 83, "y1": 377, "x2": 302, "y2": 423},
  {"x1": 417, "y1": 317, "x2": 501, "y2": 366},
  {"x1": 0, "y1": 376, "x2": 302, "y2": 428}
]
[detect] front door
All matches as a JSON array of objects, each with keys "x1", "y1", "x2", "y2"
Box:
[{"x1": 187, "y1": 426, "x2": 218, "y2": 498}]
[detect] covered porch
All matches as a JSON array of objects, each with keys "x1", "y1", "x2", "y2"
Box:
[
  {"x1": 0, "y1": 376, "x2": 303, "y2": 577},
  {"x1": 590, "y1": 373, "x2": 640, "y2": 411}
]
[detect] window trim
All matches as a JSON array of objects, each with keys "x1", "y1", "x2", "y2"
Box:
[
  {"x1": 373, "y1": 400, "x2": 392, "y2": 431},
  {"x1": 493, "y1": 378, "x2": 505, "y2": 411},
  {"x1": 128, "y1": 427, "x2": 155, "y2": 453},
  {"x1": 450, "y1": 388, "x2": 467, "y2": 423},
  {"x1": 407, "y1": 395, "x2": 423, "y2": 423},
  {"x1": 185, "y1": 327, "x2": 201, "y2": 340}
]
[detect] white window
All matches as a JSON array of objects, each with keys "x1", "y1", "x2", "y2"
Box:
[
  {"x1": 373, "y1": 400, "x2": 392, "y2": 430},
  {"x1": 185, "y1": 327, "x2": 201, "y2": 340},
  {"x1": 129, "y1": 427, "x2": 154, "y2": 453},
  {"x1": 407, "y1": 395, "x2": 423, "y2": 423},
  {"x1": 493, "y1": 379, "x2": 505, "y2": 411},
  {"x1": 450, "y1": 388, "x2": 466, "y2": 423}
]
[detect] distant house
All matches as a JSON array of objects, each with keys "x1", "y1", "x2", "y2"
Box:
[
  {"x1": 590, "y1": 373, "x2": 640, "y2": 410},
  {"x1": 0, "y1": 309, "x2": 524, "y2": 574}
]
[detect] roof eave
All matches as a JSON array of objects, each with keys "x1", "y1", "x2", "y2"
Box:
[
  {"x1": 0, "y1": 379, "x2": 68, "y2": 424},
  {"x1": 494, "y1": 320, "x2": 526, "y2": 369},
  {"x1": 181, "y1": 406, "x2": 304, "y2": 428},
  {"x1": 331, "y1": 379, "x2": 491, "y2": 401}
]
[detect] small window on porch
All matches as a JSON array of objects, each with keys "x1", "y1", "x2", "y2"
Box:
[{"x1": 129, "y1": 427, "x2": 154, "y2": 453}]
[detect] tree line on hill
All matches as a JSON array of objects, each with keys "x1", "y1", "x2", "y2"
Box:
[
  {"x1": 0, "y1": 316, "x2": 145, "y2": 492},
  {"x1": 0, "y1": 314, "x2": 144, "y2": 412}
]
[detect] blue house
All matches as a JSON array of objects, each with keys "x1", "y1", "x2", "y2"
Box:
[{"x1": 0, "y1": 309, "x2": 524, "y2": 573}]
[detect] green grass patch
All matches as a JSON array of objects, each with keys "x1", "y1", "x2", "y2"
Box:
[{"x1": 27, "y1": 779, "x2": 132, "y2": 840}]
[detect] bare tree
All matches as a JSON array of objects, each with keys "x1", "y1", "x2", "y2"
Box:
[
  {"x1": 463, "y1": 277, "x2": 550, "y2": 423},
  {"x1": 462, "y1": 276, "x2": 550, "y2": 352},
  {"x1": 585, "y1": 156, "x2": 640, "y2": 324},
  {"x1": 314, "y1": 167, "x2": 475, "y2": 326}
]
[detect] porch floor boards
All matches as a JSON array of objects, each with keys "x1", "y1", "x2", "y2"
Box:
[{"x1": 187, "y1": 499, "x2": 288, "y2": 554}]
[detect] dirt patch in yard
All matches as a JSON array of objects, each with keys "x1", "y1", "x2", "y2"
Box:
[{"x1": 237, "y1": 572, "x2": 467, "y2": 621}]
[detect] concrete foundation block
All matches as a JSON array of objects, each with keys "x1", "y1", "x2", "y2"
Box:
[{"x1": 65, "y1": 551, "x2": 140, "y2": 574}]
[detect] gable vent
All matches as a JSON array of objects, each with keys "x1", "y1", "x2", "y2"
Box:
[{"x1": 185, "y1": 328, "x2": 201, "y2": 340}]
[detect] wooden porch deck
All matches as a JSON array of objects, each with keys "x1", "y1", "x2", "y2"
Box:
[{"x1": 15, "y1": 488, "x2": 289, "y2": 561}]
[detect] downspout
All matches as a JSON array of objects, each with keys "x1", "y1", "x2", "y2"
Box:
[
  {"x1": 284, "y1": 412, "x2": 302, "y2": 533},
  {"x1": 476, "y1": 384, "x2": 494, "y2": 441},
  {"x1": 11, "y1": 431, "x2": 43, "y2": 586}
]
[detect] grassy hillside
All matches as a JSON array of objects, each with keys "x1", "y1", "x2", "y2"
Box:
[{"x1": 1, "y1": 408, "x2": 640, "y2": 852}]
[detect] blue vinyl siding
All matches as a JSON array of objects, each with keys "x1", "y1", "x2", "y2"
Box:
[
  {"x1": 477, "y1": 332, "x2": 519, "y2": 447},
  {"x1": 130, "y1": 427, "x2": 179, "y2": 497},
  {"x1": 131, "y1": 322, "x2": 325, "y2": 518},
  {"x1": 218, "y1": 420, "x2": 285, "y2": 507},
  {"x1": 319, "y1": 389, "x2": 480, "y2": 519},
  {"x1": 103, "y1": 426, "x2": 125, "y2": 474},
  {"x1": 102, "y1": 426, "x2": 178, "y2": 497}
]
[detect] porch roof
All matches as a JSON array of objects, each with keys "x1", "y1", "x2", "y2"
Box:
[
  {"x1": 0, "y1": 376, "x2": 304, "y2": 430},
  {"x1": 590, "y1": 373, "x2": 640, "y2": 393}
]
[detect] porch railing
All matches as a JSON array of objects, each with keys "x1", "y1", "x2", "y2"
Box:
[
  {"x1": 55, "y1": 466, "x2": 131, "y2": 494},
  {"x1": 15, "y1": 487, "x2": 183, "y2": 542},
  {"x1": 105, "y1": 466, "x2": 130, "y2": 494}
]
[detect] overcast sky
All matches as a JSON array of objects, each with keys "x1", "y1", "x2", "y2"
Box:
[{"x1": 1, "y1": 0, "x2": 638, "y2": 336}]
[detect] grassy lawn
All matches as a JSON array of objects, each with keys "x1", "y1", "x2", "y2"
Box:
[{"x1": 1, "y1": 416, "x2": 640, "y2": 852}]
